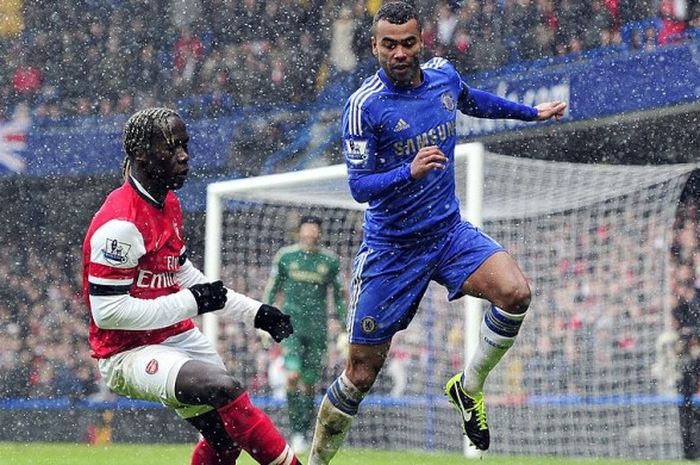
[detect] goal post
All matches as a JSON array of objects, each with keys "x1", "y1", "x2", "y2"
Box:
[
  {"x1": 203, "y1": 143, "x2": 697, "y2": 459},
  {"x1": 463, "y1": 143, "x2": 485, "y2": 458},
  {"x1": 202, "y1": 163, "x2": 355, "y2": 345},
  {"x1": 203, "y1": 144, "x2": 486, "y2": 365}
]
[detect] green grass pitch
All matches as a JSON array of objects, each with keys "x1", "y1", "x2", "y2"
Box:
[{"x1": 0, "y1": 443, "x2": 689, "y2": 465}]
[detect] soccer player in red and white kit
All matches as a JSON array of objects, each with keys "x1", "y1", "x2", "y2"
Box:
[{"x1": 82, "y1": 107, "x2": 303, "y2": 465}]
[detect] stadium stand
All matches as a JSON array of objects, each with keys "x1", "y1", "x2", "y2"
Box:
[{"x1": 0, "y1": 0, "x2": 697, "y2": 119}]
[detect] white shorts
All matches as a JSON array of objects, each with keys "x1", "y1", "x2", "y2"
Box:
[{"x1": 98, "y1": 328, "x2": 226, "y2": 419}]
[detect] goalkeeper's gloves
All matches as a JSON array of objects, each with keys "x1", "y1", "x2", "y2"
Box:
[
  {"x1": 189, "y1": 281, "x2": 228, "y2": 314},
  {"x1": 254, "y1": 304, "x2": 294, "y2": 343}
]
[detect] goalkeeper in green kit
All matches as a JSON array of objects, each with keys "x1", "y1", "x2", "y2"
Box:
[{"x1": 264, "y1": 216, "x2": 347, "y2": 455}]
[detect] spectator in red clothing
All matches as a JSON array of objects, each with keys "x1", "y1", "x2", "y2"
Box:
[
  {"x1": 173, "y1": 26, "x2": 205, "y2": 94},
  {"x1": 12, "y1": 58, "x2": 43, "y2": 101},
  {"x1": 658, "y1": 0, "x2": 689, "y2": 45},
  {"x1": 604, "y1": 0, "x2": 621, "y2": 28},
  {"x1": 174, "y1": 26, "x2": 205, "y2": 72}
]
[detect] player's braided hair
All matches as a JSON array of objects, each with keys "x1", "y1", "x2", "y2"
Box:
[
  {"x1": 372, "y1": 1, "x2": 422, "y2": 34},
  {"x1": 121, "y1": 107, "x2": 181, "y2": 180}
]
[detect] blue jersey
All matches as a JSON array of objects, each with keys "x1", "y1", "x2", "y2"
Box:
[{"x1": 342, "y1": 57, "x2": 537, "y2": 248}]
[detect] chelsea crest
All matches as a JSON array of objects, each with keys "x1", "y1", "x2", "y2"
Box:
[{"x1": 441, "y1": 91, "x2": 456, "y2": 112}]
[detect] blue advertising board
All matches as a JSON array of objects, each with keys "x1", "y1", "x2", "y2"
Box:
[{"x1": 458, "y1": 45, "x2": 700, "y2": 137}]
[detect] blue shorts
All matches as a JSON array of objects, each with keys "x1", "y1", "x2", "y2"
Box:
[{"x1": 347, "y1": 221, "x2": 503, "y2": 344}]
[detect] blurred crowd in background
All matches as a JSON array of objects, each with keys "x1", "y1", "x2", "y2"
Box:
[{"x1": 0, "y1": 0, "x2": 699, "y2": 119}]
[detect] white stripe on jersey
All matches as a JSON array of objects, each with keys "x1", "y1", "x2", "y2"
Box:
[
  {"x1": 347, "y1": 248, "x2": 371, "y2": 337},
  {"x1": 347, "y1": 76, "x2": 383, "y2": 137},
  {"x1": 88, "y1": 276, "x2": 134, "y2": 286},
  {"x1": 423, "y1": 57, "x2": 448, "y2": 69},
  {"x1": 268, "y1": 444, "x2": 294, "y2": 465}
]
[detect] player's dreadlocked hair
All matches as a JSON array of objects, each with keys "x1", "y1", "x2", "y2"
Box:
[
  {"x1": 372, "y1": 1, "x2": 422, "y2": 35},
  {"x1": 121, "y1": 107, "x2": 181, "y2": 180}
]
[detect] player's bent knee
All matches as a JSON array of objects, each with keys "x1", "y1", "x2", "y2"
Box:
[
  {"x1": 344, "y1": 363, "x2": 377, "y2": 392},
  {"x1": 210, "y1": 374, "x2": 245, "y2": 402},
  {"x1": 345, "y1": 342, "x2": 390, "y2": 391},
  {"x1": 514, "y1": 283, "x2": 532, "y2": 312},
  {"x1": 499, "y1": 280, "x2": 531, "y2": 314},
  {"x1": 180, "y1": 371, "x2": 245, "y2": 407}
]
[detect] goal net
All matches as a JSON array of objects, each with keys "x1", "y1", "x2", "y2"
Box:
[{"x1": 204, "y1": 143, "x2": 696, "y2": 459}]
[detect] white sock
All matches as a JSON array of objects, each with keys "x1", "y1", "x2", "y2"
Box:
[
  {"x1": 308, "y1": 372, "x2": 365, "y2": 465},
  {"x1": 462, "y1": 305, "x2": 526, "y2": 395}
]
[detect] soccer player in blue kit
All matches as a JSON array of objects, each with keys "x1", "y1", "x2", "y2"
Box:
[{"x1": 308, "y1": 2, "x2": 567, "y2": 463}]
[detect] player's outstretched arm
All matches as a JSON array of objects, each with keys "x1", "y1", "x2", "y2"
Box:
[
  {"x1": 176, "y1": 256, "x2": 294, "y2": 341},
  {"x1": 535, "y1": 101, "x2": 567, "y2": 121},
  {"x1": 90, "y1": 280, "x2": 226, "y2": 331},
  {"x1": 90, "y1": 289, "x2": 201, "y2": 330},
  {"x1": 176, "y1": 257, "x2": 259, "y2": 320}
]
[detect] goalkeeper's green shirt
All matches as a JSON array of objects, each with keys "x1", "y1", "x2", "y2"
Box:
[{"x1": 263, "y1": 244, "x2": 346, "y2": 334}]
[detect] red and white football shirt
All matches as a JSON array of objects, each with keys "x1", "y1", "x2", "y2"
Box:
[{"x1": 82, "y1": 177, "x2": 196, "y2": 358}]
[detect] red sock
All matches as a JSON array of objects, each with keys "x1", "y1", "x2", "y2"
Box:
[
  {"x1": 217, "y1": 392, "x2": 300, "y2": 465},
  {"x1": 191, "y1": 437, "x2": 241, "y2": 465}
]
